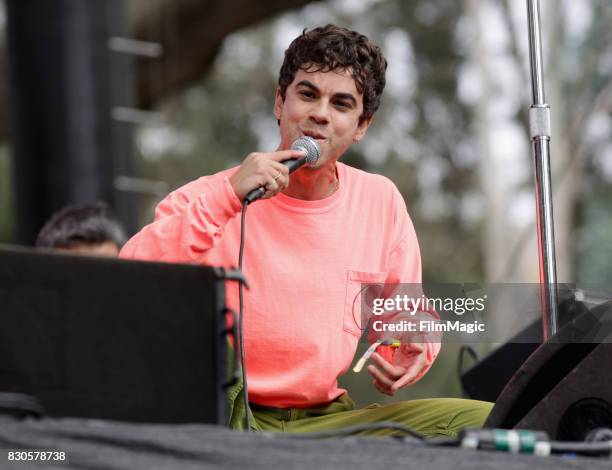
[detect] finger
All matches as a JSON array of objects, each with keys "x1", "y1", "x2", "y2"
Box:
[
  {"x1": 390, "y1": 354, "x2": 428, "y2": 392},
  {"x1": 269, "y1": 160, "x2": 290, "y2": 176},
  {"x1": 367, "y1": 364, "x2": 394, "y2": 389},
  {"x1": 261, "y1": 179, "x2": 280, "y2": 199},
  {"x1": 268, "y1": 149, "x2": 307, "y2": 162},
  {"x1": 401, "y1": 342, "x2": 426, "y2": 354},
  {"x1": 269, "y1": 162, "x2": 290, "y2": 189},
  {"x1": 370, "y1": 352, "x2": 405, "y2": 379},
  {"x1": 391, "y1": 372, "x2": 417, "y2": 392},
  {"x1": 372, "y1": 379, "x2": 393, "y2": 396}
]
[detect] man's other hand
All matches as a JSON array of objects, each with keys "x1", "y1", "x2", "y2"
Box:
[{"x1": 367, "y1": 344, "x2": 428, "y2": 396}]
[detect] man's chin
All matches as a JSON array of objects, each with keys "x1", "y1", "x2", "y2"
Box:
[{"x1": 304, "y1": 160, "x2": 325, "y2": 170}]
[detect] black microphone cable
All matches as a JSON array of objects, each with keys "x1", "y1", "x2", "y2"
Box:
[{"x1": 237, "y1": 202, "x2": 251, "y2": 431}]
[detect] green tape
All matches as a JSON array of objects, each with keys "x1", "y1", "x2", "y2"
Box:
[
  {"x1": 494, "y1": 430, "x2": 510, "y2": 451},
  {"x1": 518, "y1": 430, "x2": 536, "y2": 454}
]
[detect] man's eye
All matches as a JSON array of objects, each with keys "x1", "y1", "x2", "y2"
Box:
[
  {"x1": 300, "y1": 91, "x2": 315, "y2": 98},
  {"x1": 335, "y1": 101, "x2": 351, "y2": 110}
]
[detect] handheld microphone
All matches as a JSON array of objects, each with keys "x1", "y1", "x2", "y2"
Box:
[{"x1": 244, "y1": 136, "x2": 321, "y2": 204}]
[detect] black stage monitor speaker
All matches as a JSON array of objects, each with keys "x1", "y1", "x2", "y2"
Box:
[
  {"x1": 0, "y1": 245, "x2": 234, "y2": 424},
  {"x1": 485, "y1": 301, "x2": 612, "y2": 440},
  {"x1": 461, "y1": 295, "x2": 589, "y2": 402}
]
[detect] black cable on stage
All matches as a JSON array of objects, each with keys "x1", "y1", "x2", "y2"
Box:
[
  {"x1": 456, "y1": 428, "x2": 612, "y2": 458},
  {"x1": 284, "y1": 425, "x2": 612, "y2": 457},
  {"x1": 238, "y1": 202, "x2": 251, "y2": 432},
  {"x1": 550, "y1": 440, "x2": 612, "y2": 457},
  {"x1": 269, "y1": 421, "x2": 612, "y2": 458}
]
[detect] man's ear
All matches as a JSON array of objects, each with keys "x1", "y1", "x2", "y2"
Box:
[
  {"x1": 274, "y1": 87, "x2": 283, "y2": 120},
  {"x1": 353, "y1": 115, "x2": 373, "y2": 142}
]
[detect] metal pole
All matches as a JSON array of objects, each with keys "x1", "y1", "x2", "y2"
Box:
[{"x1": 526, "y1": 0, "x2": 559, "y2": 340}]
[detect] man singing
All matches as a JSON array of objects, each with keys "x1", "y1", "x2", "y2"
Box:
[{"x1": 120, "y1": 24, "x2": 492, "y2": 436}]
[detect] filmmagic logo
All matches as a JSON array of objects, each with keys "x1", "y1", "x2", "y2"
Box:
[{"x1": 371, "y1": 319, "x2": 486, "y2": 334}]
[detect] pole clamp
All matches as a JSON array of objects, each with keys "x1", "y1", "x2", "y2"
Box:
[{"x1": 529, "y1": 105, "x2": 551, "y2": 140}]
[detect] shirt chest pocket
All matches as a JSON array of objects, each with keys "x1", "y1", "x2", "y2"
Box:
[{"x1": 343, "y1": 269, "x2": 388, "y2": 337}]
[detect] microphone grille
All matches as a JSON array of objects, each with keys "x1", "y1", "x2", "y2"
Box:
[{"x1": 291, "y1": 136, "x2": 320, "y2": 164}]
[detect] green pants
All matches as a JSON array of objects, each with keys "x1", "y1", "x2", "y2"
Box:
[
  {"x1": 229, "y1": 382, "x2": 492, "y2": 438},
  {"x1": 226, "y1": 343, "x2": 492, "y2": 437}
]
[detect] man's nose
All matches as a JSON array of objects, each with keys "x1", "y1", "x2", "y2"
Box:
[{"x1": 309, "y1": 100, "x2": 330, "y2": 125}]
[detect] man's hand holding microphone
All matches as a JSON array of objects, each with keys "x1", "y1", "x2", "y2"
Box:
[{"x1": 229, "y1": 137, "x2": 320, "y2": 204}]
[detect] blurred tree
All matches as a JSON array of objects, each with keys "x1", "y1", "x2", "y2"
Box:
[
  {"x1": 130, "y1": 0, "x2": 315, "y2": 110},
  {"x1": 474, "y1": 0, "x2": 612, "y2": 285}
]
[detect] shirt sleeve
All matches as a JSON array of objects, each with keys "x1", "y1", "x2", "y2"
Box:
[
  {"x1": 119, "y1": 175, "x2": 243, "y2": 263},
  {"x1": 374, "y1": 186, "x2": 441, "y2": 381}
]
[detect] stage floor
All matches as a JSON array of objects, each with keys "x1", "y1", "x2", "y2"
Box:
[{"x1": 0, "y1": 417, "x2": 609, "y2": 469}]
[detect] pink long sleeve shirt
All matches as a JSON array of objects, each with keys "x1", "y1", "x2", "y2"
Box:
[{"x1": 120, "y1": 162, "x2": 440, "y2": 408}]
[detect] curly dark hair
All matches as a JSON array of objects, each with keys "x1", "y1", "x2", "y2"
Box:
[{"x1": 278, "y1": 24, "x2": 387, "y2": 123}]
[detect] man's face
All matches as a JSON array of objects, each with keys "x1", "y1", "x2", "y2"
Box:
[{"x1": 274, "y1": 67, "x2": 372, "y2": 169}]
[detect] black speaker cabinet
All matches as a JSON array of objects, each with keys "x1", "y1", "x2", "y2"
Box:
[
  {"x1": 461, "y1": 295, "x2": 590, "y2": 402},
  {"x1": 485, "y1": 301, "x2": 612, "y2": 440},
  {"x1": 0, "y1": 246, "x2": 233, "y2": 424}
]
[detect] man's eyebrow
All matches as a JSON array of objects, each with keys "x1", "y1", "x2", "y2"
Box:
[
  {"x1": 296, "y1": 80, "x2": 319, "y2": 91},
  {"x1": 296, "y1": 80, "x2": 357, "y2": 106}
]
